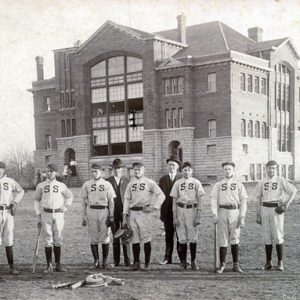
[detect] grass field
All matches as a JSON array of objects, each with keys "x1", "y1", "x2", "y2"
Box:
[{"x1": 0, "y1": 185, "x2": 300, "y2": 300}]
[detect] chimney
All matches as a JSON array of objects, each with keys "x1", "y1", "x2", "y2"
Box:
[
  {"x1": 35, "y1": 56, "x2": 44, "y2": 81},
  {"x1": 248, "y1": 27, "x2": 263, "y2": 42},
  {"x1": 177, "y1": 14, "x2": 187, "y2": 44}
]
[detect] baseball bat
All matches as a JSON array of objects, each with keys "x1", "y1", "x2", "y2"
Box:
[
  {"x1": 214, "y1": 222, "x2": 219, "y2": 271},
  {"x1": 70, "y1": 280, "x2": 86, "y2": 290},
  {"x1": 32, "y1": 223, "x2": 42, "y2": 273}
]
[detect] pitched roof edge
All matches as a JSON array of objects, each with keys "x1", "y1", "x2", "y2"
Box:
[{"x1": 218, "y1": 22, "x2": 229, "y2": 51}]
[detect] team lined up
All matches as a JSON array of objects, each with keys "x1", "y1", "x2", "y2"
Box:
[{"x1": 0, "y1": 157, "x2": 296, "y2": 274}]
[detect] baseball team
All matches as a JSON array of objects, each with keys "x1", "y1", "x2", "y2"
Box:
[{"x1": 0, "y1": 156, "x2": 297, "y2": 275}]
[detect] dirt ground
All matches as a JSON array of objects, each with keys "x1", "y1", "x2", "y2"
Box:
[{"x1": 0, "y1": 185, "x2": 300, "y2": 300}]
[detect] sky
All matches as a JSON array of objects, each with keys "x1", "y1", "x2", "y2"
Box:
[{"x1": 1, "y1": 0, "x2": 300, "y2": 156}]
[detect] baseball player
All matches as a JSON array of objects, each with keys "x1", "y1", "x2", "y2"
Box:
[
  {"x1": 170, "y1": 162, "x2": 205, "y2": 270},
  {"x1": 255, "y1": 160, "x2": 297, "y2": 271},
  {"x1": 34, "y1": 163, "x2": 73, "y2": 273},
  {"x1": 159, "y1": 155, "x2": 182, "y2": 265},
  {"x1": 123, "y1": 162, "x2": 165, "y2": 271},
  {"x1": 106, "y1": 158, "x2": 131, "y2": 267},
  {"x1": 210, "y1": 162, "x2": 248, "y2": 274},
  {"x1": 0, "y1": 161, "x2": 24, "y2": 275},
  {"x1": 81, "y1": 163, "x2": 116, "y2": 269}
]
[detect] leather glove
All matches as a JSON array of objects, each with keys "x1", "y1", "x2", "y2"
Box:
[
  {"x1": 106, "y1": 216, "x2": 114, "y2": 227},
  {"x1": 82, "y1": 215, "x2": 88, "y2": 227},
  {"x1": 275, "y1": 204, "x2": 286, "y2": 214},
  {"x1": 10, "y1": 203, "x2": 17, "y2": 216}
]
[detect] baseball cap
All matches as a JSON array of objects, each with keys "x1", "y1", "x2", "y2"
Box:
[
  {"x1": 222, "y1": 162, "x2": 235, "y2": 168},
  {"x1": 0, "y1": 161, "x2": 6, "y2": 169},
  {"x1": 266, "y1": 160, "x2": 278, "y2": 167},
  {"x1": 182, "y1": 161, "x2": 192, "y2": 170},
  {"x1": 166, "y1": 155, "x2": 181, "y2": 167},
  {"x1": 91, "y1": 163, "x2": 102, "y2": 170},
  {"x1": 47, "y1": 163, "x2": 58, "y2": 172},
  {"x1": 132, "y1": 162, "x2": 144, "y2": 168}
]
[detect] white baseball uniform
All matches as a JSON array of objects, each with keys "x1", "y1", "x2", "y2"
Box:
[
  {"x1": 170, "y1": 177, "x2": 205, "y2": 244},
  {"x1": 210, "y1": 177, "x2": 248, "y2": 247},
  {"x1": 0, "y1": 176, "x2": 24, "y2": 246},
  {"x1": 255, "y1": 175, "x2": 296, "y2": 244},
  {"x1": 123, "y1": 176, "x2": 165, "y2": 244},
  {"x1": 34, "y1": 179, "x2": 73, "y2": 247},
  {"x1": 81, "y1": 178, "x2": 116, "y2": 244}
]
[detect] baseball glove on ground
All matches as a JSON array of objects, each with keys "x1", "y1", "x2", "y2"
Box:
[
  {"x1": 121, "y1": 225, "x2": 133, "y2": 244},
  {"x1": 275, "y1": 205, "x2": 286, "y2": 214}
]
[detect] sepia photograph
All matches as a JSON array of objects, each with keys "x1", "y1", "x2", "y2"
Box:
[{"x1": 0, "y1": 0, "x2": 300, "y2": 298}]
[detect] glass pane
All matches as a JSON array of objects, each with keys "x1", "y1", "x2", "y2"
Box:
[
  {"x1": 110, "y1": 128, "x2": 126, "y2": 143},
  {"x1": 127, "y1": 72, "x2": 142, "y2": 82},
  {"x1": 93, "y1": 130, "x2": 108, "y2": 145},
  {"x1": 109, "y1": 86, "x2": 125, "y2": 102},
  {"x1": 109, "y1": 114, "x2": 125, "y2": 127},
  {"x1": 91, "y1": 61, "x2": 106, "y2": 78},
  {"x1": 127, "y1": 57, "x2": 142, "y2": 73},
  {"x1": 127, "y1": 83, "x2": 143, "y2": 99},
  {"x1": 129, "y1": 126, "x2": 143, "y2": 141},
  {"x1": 108, "y1": 56, "x2": 124, "y2": 76},
  {"x1": 92, "y1": 116, "x2": 107, "y2": 128},
  {"x1": 91, "y1": 88, "x2": 107, "y2": 103}
]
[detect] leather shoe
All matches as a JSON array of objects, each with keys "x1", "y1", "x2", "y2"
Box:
[
  {"x1": 131, "y1": 262, "x2": 141, "y2": 271},
  {"x1": 277, "y1": 261, "x2": 284, "y2": 271},
  {"x1": 191, "y1": 261, "x2": 199, "y2": 271},
  {"x1": 264, "y1": 261, "x2": 272, "y2": 270},
  {"x1": 160, "y1": 260, "x2": 170, "y2": 265},
  {"x1": 233, "y1": 262, "x2": 243, "y2": 273},
  {"x1": 216, "y1": 263, "x2": 225, "y2": 274},
  {"x1": 55, "y1": 263, "x2": 67, "y2": 272},
  {"x1": 9, "y1": 267, "x2": 19, "y2": 275}
]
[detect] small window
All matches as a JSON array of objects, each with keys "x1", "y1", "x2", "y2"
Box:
[
  {"x1": 61, "y1": 120, "x2": 66, "y2": 137},
  {"x1": 208, "y1": 120, "x2": 216, "y2": 138},
  {"x1": 249, "y1": 164, "x2": 255, "y2": 181},
  {"x1": 164, "y1": 77, "x2": 184, "y2": 95},
  {"x1": 165, "y1": 109, "x2": 171, "y2": 128},
  {"x1": 207, "y1": 144, "x2": 216, "y2": 155},
  {"x1": 248, "y1": 120, "x2": 253, "y2": 137},
  {"x1": 72, "y1": 119, "x2": 76, "y2": 136},
  {"x1": 66, "y1": 119, "x2": 71, "y2": 137},
  {"x1": 255, "y1": 121, "x2": 260, "y2": 138},
  {"x1": 242, "y1": 144, "x2": 248, "y2": 154},
  {"x1": 240, "y1": 73, "x2": 246, "y2": 91},
  {"x1": 254, "y1": 76, "x2": 260, "y2": 94},
  {"x1": 241, "y1": 119, "x2": 246, "y2": 137},
  {"x1": 178, "y1": 108, "x2": 183, "y2": 127},
  {"x1": 207, "y1": 73, "x2": 216, "y2": 92},
  {"x1": 256, "y1": 164, "x2": 262, "y2": 180},
  {"x1": 45, "y1": 135, "x2": 52, "y2": 150},
  {"x1": 261, "y1": 78, "x2": 267, "y2": 95},
  {"x1": 44, "y1": 96, "x2": 51, "y2": 112},
  {"x1": 172, "y1": 108, "x2": 177, "y2": 128},
  {"x1": 60, "y1": 93, "x2": 65, "y2": 109},
  {"x1": 247, "y1": 75, "x2": 253, "y2": 92},
  {"x1": 262, "y1": 122, "x2": 267, "y2": 138}
]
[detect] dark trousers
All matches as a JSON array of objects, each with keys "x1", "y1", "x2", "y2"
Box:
[
  {"x1": 163, "y1": 218, "x2": 181, "y2": 263},
  {"x1": 112, "y1": 214, "x2": 129, "y2": 266}
]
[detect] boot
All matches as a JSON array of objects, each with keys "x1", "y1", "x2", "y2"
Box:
[
  {"x1": 190, "y1": 243, "x2": 198, "y2": 270},
  {"x1": 90, "y1": 244, "x2": 100, "y2": 268},
  {"x1": 216, "y1": 247, "x2": 227, "y2": 274},
  {"x1": 276, "y1": 244, "x2": 283, "y2": 271},
  {"x1": 54, "y1": 246, "x2": 66, "y2": 272},
  {"x1": 123, "y1": 244, "x2": 131, "y2": 267},
  {"x1": 179, "y1": 243, "x2": 187, "y2": 270},
  {"x1": 44, "y1": 247, "x2": 53, "y2": 273},
  {"x1": 5, "y1": 246, "x2": 18, "y2": 275},
  {"x1": 132, "y1": 243, "x2": 141, "y2": 271},
  {"x1": 264, "y1": 244, "x2": 272, "y2": 270},
  {"x1": 231, "y1": 244, "x2": 242, "y2": 272},
  {"x1": 102, "y1": 243, "x2": 110, "y2": 269},
  {"x1": 113, "y1": 238, "x2": 120, "y2": 267},
  {"x1": 144, "y1": 242, "x2": 151, "y2": 271}
]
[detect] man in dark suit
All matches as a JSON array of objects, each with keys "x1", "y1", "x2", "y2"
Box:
[
  {"x1": 106, "y1": 158, "x2": 131, "y2": 267},
  {"x1": 159, "y1": 155, "x2": 182, "y2": 265}
]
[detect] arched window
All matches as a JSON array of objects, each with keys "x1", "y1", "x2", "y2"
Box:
[
  {"x1": 248, "y1": 120, "x2": 253, "y2": 137},
  {"x1": 241, "y1": 119, "x2": 246, "y2": 137},
  {"x1": 255, "y1": 121, "x2": 260, "y2": 138}
]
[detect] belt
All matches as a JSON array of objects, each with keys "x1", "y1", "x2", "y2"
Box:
[
  {"x1": 130, "y1": 206, "x2": 144, "y2": 211},
  {"x1": 0, "y1": 204, "x2": 12, "y2": 210},
  {"x1": 262, "y1": 202, "x2": 279, "y2": 208},
  {"x1": 177, "y1": 202, "x2": 198, "y2": 209},
  {"x1": 89, "y1": 205, "x2": 107, "y2": 209},
  {"x1": 219, "y1": 204, "x2": 240, "y2": 210},
  {"x1": 44, "y1": 208, "x2": 62, "y2": 213}
]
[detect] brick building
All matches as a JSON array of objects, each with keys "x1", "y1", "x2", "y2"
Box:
[{"x1": 29, "y1": 15, "x2": 300, "y2": 184}]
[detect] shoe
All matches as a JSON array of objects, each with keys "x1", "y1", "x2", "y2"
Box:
[
  {"x1": 233, "y1": 262, "x2": 243, "y2": 273},
  {"x1": 131, "y1": 262, "x2": 141, "y2": 271},
  {"x1": 55, "y1": 263, "x2": 67, "y2": 272},
  {"x1": 180, "y1": 261, "x2": 187, "y2": 270},
  {"x1": 216, "y1": 263, "x2": 225, "y2": 274},
  {"x1": 124, "y1": 258, "x2": 132, "y2": 267},
  {"x1": 44, "y1": 264, "x2": 53, "y2": 273},
  {"x1": 160, "y1": 260, "x2": 170, "y2": 265},
  {"x1": 191, "y1": 261, "x2": 199, "y2": 271},
  {"x1": 264, "y1": 261, "x2": 272, "y2": 270},
  {"x1": 102, "y1": 260, "x2": 110, "y2": 269},
  {"x1": 90, "y1": 260, "x2": 101, "y2": 269},
  {"x1": 9, "y1": 267, "x2": 19, "y2": 275},
  {"x1": 277, "y1": 261, "x2": 284, "y2": 271},
  {"x1": 113, "y1": 262, "x2": 120, "y2": 267},
  {"x1": 144, "y1": 263, "x2": 150, "y2": 271}
]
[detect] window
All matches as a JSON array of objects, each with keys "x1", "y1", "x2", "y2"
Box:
[
  {"x1": 110, "y1": 114, "x2": 125, "y2": 127},
  {"x1": 241, "y1": 119, "x2": 246, "y2": 137},
  {"x1": 208, "y1": 120, "x2": 216, "y2": 138},
  {"x1": 91, "y1": 61, "x2": 106, "y2": 78},
  {"x1": 172, "y1": 108, "x2": 177, "y2": 128},
  {"x1": 207, "y1": 144, "x2": 216, "y2": 155},
  {"x1": 60, "y1": 93, "x2": 65, "y2": 109},
  {"x1": 127, "y1": 57, "x2": 142, "y2": 73},
  {"x1": 45, "y1": 135, "x2": 52, "y2": 150},
  {"x1": 164, "y1": 76, "x2": 184, "y2": 95},
  {"x1": 207, "y1": 73, "x2": 216, "y2": 92},
  {"x1": 93, "y1": 130, "x2": 108, "y2": 145},
  {"x1": 255, "y1": 121, "x2": 260, "y2": 138},
  {"x1": 61, "y1": 120, "x2": 66, "y2": 137},
  {"x1": 92, "y1": 116, "x2": 107, "y2": 128},
  {"x1": 72, "y1": 119, "x2": 76, "y2": 136},
  {"x1": 109, "y1": 86, "x2": 125, "y2": 102},
  {"x1": 262, "y1": 122, "x2": 267, "y2": 139},
  {"x1": 110, "y1": 128, "x2": 126, "y2": 143},
  {"x1": 254, "y1": 76, "x2": 260, "y2": 93},
  {"x1": 178, "y1": 108, "x2": 183, "y2": 127},
  {"x1": 240, "y1": 73, "x2": 246, "y2": 91},
  {"x1": 166, "y1": 109, "x2": 171, "y2": 128},
  {"x1": 256, "y1": 164, "x2": 262, "y2": 180},
  {"x1": 44, "y1": 96, "x2": 51, "y2": 112},
  {"x1": 261, "y1": 78, "x2": 267, "y2": 95},
  {"x1": 242, "y1": 144, "x2": 248, "y2": 154},
  {"x1": 92, "y1": 88, "x2": 107, "y2": 103},
  {"x1": 127, "y1": 83, "x2": 143, "y2": 99},
  {"x1": 248, "y1": 120, "x2": 253, "y2": 137},
  {"x1": 250, "y1": 164, "x2": 255, "y2": 181},
  {"x1": 66, "y1": 119, "x2": 71, "y2": 137},
  {"x1": 108, "y1": 56, "x2": 124, "y2": 76},
  {"x1": 247, "y1": 75, "x2": 253, "y2": 92},
  {"x1": 129, "y1": 126, "x2": 143, "y2": 141}
]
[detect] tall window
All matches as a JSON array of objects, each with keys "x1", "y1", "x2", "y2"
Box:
[
  {"x1": 240, "y1": 73, "x2": 246, "y2": 91},
  {"x1": 248, "y1": 120, "x2": 253, "y2": 137},
  {"x1": 207, "y1": 73, "x2": 216, "y2": 92},
  {"x1": 261, "y1": 78, "x2": 267, "y2": 95},
  {"x1": 66, "y1": 119, "x2": 71, "y2": 137},
  {"x1": 256, "y1": 164, "x2": 262, "y2": 180},
  {"x1": 261, "y1": 122, "x2": 267, "y2": 139},
  {"x1": 178, "y1": 108, "x2": 183, "y2": 127},
  {"x1": 72, "y1": 119, "x2": 76, "y2": 136},
  {"x1": 61, "y1": 120, "x2": 66, "y2": 137},
  {"x1": 164, "y1": 76, "x2": 184, "y2": 95},
  {"x1": 45, "y1": 135, "x2": 52, "y2": 150},
  {"x1": 166, "y1": 109, "x2": 171, "y2": 128},
  {"x1": 208, "y1": 120, "x2": 216, "y2": 138},
  {"x1": 255, "y1": 121, "x2": 260, "y2": 138},
  {"x1": 250, "y1": 164, "x2": 255, "y2": 181},
  {"x1": 241, "y1": 119, "x2": 246, "y2": 137},
  {"x1": 247, "y1": 75, "x2": 253, "y2": 92},
  {"x1": 254, "y1": 76, "x2": 260, "y2": 94},
  {"x1": 172, "y1": 108, "x2": 177, "y2": 128},
  {"x1": 90, "y1": 55, "x2": 143, "y2": 156},
  {"x1": 44, "y1": 96, "x2": 51, "y2": 112}
]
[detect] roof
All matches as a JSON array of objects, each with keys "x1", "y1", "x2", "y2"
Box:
[
  {"x1": 248, "y1": 37, "x2": 288, "y2": 52},
  {"x1": 155, "y1": 21, "x2": 255, "y2": 58}
]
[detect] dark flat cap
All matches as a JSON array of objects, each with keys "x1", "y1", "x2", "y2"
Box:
[
  {"x1": 0, "y1": 161, "x2": 6, "y2": 169},
  {"x1": 47, "y1": 163, "x2": 58, "y2": 172},
  {"x1": 91, "y1": 163, "x2": 102, "y2": 170},
  {"x1": 182, "y1": 161, "x2": 192, "y2": 170},
  {"x1": 266, "y1": 160, "x2": 278, "y2": 167},
  {"x1": 166, "y1": 155, "x2": 181, "y2": 166},
  {"x1": 222, "y1": 162, "x2": 235, "y2": 168}
]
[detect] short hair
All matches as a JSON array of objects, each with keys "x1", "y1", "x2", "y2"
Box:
[
  {"x1": 132, "y1": 162, "x2": 144, "y2": 168},
  {"x1": 266, "y1": 160, "x2": 278, "y2": 167},
  {"x1": 182, "y1": 161, "x2": 192, "y2": 170},
  {"x1": 91, "y1": 163, "x2": 102, "y2": 170},
  {"x1": 47, "y1": 163, "x2": 58, "y2": 172}
]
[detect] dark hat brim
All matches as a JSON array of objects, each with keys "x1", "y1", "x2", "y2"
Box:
[{"x1": 166, "y1": 158, "x2": 181, "y2": 166}]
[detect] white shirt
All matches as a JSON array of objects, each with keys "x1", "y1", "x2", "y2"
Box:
[{"x1": 114, "y1": 176, "x2": 121, "y2": 186}]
